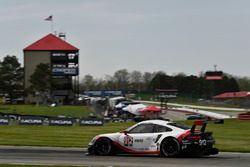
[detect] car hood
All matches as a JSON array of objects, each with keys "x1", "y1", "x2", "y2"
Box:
[{"x1": 98, "y1": 132, "x2": 121, "y2": 141}]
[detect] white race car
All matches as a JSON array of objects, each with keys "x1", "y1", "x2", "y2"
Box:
[{"x1": 88, "y1": 119, "x2": 218, "y2": 157}]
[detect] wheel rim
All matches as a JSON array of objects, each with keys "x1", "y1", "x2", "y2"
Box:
[
  {"x1": 162, "y1": 139, "x2": 179, "y2": 156},
  {"x1": 96, "y1": 139, "x2": 111, "y2": 155}
]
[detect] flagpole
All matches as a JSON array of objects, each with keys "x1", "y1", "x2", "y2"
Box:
[
  {"x1": 44, "y1": 15, "x2": 53, "y2": 33},
  {"x1": 51, "y1": 16, "x2": 54, "y2": 33}
]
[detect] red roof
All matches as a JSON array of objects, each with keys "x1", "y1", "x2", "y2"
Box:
[
  {"x1": 213, "y1": 91, "x2": 250, "y2": 99},
  {"x1": 23, "y1": 33, "x2": 79, "y2": 51}
]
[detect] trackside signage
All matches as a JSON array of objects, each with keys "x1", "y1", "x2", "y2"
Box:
[
  {"x1": 19, "y1": 116, "x2": 44, "y2": 125},
  {"x1": 49, "y1": 118, "x2": 74, "y2": 126},
  {"x1": 80, "y1": 119, "x2": 104, "y2": 126},
  {"x1": 0, "y1": 116, "x2": 9, "y2": 125}
]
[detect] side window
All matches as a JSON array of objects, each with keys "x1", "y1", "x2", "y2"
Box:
[
  {"x1": 153, "y1": 124, "x2": 172, "y2": 133},
  {"x1": 129, "y1": 124, "x2": 154, "y2": 133}
]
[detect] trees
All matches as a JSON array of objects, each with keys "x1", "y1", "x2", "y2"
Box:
[
  {"x1": 113, "y1": 69, "x2": 129, "y2": 90},
  {"x1": 28, "y1": 63, "x2": 51, "y2": 105},
  {"x1": 0, "y1": 55, "x2": 23, "y2": 102},
  {"x1": 29, "y1": 63, "x2": 51, "y2": 92},
  {"x1": 81, "y1": 74, "x2": 96, "y2": 91},
  {"x1": 130, "y1": 70, "x2": 142, "y2": 92},
  {"x1": 78, "y1": 69, "x2": 242, "y2": 99}
]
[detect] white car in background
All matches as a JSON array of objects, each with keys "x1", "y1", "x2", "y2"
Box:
[{"x1": 88, "y1": 119, "x2": 218, "y2": 157}]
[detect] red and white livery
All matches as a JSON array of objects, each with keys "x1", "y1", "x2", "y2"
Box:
[{"x1": 88, "y1": 120, "x2": 218, "y2": 157}]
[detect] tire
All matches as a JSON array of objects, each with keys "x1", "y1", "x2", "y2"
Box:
[
  {"x1": 94, "y1": 138, "x2": 115, "y2": 156},
  {"x1": 160, "y1": 138, "x2": 180, "y2": 157}
]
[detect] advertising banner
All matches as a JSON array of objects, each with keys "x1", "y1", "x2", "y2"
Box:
[
  {"x1": 80, "y1": 118, "x2": 104, "y2": 126},
  {"x1": 52, "y1": 68, "x2": 78, "y2": 76},
  {"x1": 49, "y1": 117, "x2": 74, "y2": 126},
  {"x1": 0, "y1": 116, "x2": 10, "y2": 125},
  {"x1": 19, "y1": 116, "x2": 44, "y2": 125}
]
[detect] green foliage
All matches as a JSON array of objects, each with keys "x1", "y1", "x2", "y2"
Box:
[
  {"x1": 149, "y1": 72, "x2": 240, "y2": 98},
  {"x1": 29, "y1": 63, "x2": 51, "y2": 92},
  {"x1": 0, "y1": 55, "x2": 23, "y2": 102}
]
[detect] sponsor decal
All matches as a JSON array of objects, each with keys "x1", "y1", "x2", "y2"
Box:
[
  {"x1": 124, "y1": 135, "x2": 133, "y2": 147},
  {"x1": 80, "y1": 119, "x2": 103, "y2": 126},
  {"x1": 134, "y1": 139, "x2": 144, "y2": 143},
  {"x1": 19, "y1": 116, "x2": 44, "y2": 125},
  {"x1": 0, "y1": 116, "x2": 9, "y2": 125},
  {"x1": 49, "y1": 118, "x2": 74, "y2": 126},
  {"x1": 113, "y1": 141, "x2": 160, "y2": 155}
]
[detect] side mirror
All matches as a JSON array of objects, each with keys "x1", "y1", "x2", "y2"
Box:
[{"x1": 121, "y1": 130, "x2": 128, "y2": 135}]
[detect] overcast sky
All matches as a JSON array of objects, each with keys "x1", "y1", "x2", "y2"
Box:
[{"x1": 1, "y1": 0, "x2": 250, "y2": 78}]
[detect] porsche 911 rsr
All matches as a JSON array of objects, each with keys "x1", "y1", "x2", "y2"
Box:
[{"x1": 88, "y1": 120, "x2": 218, "y2": 157}]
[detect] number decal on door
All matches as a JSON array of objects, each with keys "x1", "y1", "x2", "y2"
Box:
[{"x1": 124, "y1": 136, "x2": 133, "y2": 146}]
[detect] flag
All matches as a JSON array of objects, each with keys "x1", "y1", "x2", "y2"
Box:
[{"x1": 44, "y1": 15, "x2": 53, "y2": 21}]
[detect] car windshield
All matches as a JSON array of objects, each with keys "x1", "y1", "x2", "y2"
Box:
[{"x1": 167, "y1": 122, "x2": 190, "y2": 130}]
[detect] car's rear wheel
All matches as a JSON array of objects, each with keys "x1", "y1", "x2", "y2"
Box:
[
  {"x1": 94, "y1": 138, "x2": 115, "y2": 156},
  {"x1": 160, "y1": 138, "x2": 180, "y2": 157}
]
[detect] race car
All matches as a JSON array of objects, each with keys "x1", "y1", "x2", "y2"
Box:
[{"x1": 88, "y1": 119, "x2": 218, "y2": 157}]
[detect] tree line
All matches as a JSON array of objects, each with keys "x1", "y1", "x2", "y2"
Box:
[
  {"x1": 80, "y1": 69, "x2": 242, "y2": 98},
  {"x1": 1, "y1": 55, "x2": 250, "y2": 103}
]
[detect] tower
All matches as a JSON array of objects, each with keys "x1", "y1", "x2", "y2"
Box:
[{"x1": 23, "y1": 33, "x2": 79, "y2": 104}]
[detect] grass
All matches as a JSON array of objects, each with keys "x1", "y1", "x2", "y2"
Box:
[
  {"x1": 0, "y1": 105, "x2": 92, "y2": 118},
  {"x1": 0, "y1": 104, "x2": 249, "y2": 152},
  {"x1": 0, "y1": 122, "x2": 134, "y2": 147},
  {"x1": 0, "y1": 119, "x2": 250, "y2": 152}
]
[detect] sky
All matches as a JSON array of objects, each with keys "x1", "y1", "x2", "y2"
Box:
[{"x1": 1, "y1": 0, "x2": 250, "y2": 78}]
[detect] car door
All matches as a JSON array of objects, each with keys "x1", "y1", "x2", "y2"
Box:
[{"x1": 118, "y1": 123, "x2": 158, "y2": 152}]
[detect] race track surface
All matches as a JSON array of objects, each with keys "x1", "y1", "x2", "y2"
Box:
[{"x1": 0, "y1": 146, "x2": 249, "y2": 167}]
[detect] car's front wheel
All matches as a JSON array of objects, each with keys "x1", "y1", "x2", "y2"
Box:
[
  {"x1": 160, "y1": 138, "x2": 180, "y2": 157},
  {"x1": 94, "y1": 138, "x2": 115, "y2": 156}
]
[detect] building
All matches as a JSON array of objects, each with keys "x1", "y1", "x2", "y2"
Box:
[
  {"x1": 23, "y1": 33, "x2": 79, "y2": 104},
  {"x1": 213, "y1": 91, "x2": 250, "y2": 107}
]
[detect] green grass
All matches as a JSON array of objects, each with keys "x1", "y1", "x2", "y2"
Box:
[
  {"x1": 0, "y1": 105, "x2": 92, "y2": 118},
  {"x1": 0, "y1": 114, "x2": 250, "y2": 152},
  {"x1": 0, "y1": 122, "x2": 134, "y2": 147}
]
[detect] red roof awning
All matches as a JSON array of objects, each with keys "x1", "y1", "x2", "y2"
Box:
[
  {"x1": 23, "y1": 33, "x2": 79, "y2": 51},
  {"x1": 213, "y1": 91, "x2": 250, "y2": 99},
  {"x1": 139, "y1": 105, "x2": 161, "y2": 113}
]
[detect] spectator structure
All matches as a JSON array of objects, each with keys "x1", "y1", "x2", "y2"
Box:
[
  {"x1": 23, "y1": 33, "x2": 79, "y2": 104},
  {"x1": 213, "y1": 91, "x2": 250, "y2": 107}
]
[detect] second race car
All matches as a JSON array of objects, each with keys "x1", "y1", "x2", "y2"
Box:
[{"x1": 88, "y1": 119, "x2": 218, "y2": 157}]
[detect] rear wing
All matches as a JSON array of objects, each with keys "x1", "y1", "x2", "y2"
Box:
[{"x1": 190, "y1": 120, "x2": 207, "y2": 134}]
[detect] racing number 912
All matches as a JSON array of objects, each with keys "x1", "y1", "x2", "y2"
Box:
[{"x1": 124, "y1": 136, "x2": 133, "y2": 146}]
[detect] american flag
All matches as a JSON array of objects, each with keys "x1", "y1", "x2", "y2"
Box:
[{"x1": 44, "y1": 15, "x2": 53, "y2": 21}]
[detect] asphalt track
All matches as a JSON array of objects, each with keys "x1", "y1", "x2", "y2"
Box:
[{"x1": 0, "y1": 146, "x2": 250, "y2": 167}]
